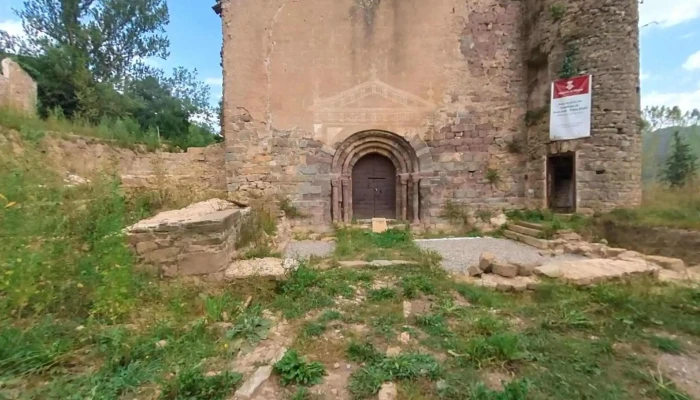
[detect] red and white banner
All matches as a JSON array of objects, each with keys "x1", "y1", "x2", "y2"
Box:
[{"x1": 550, "y1": 75, "x2": 592, "y2": 141}]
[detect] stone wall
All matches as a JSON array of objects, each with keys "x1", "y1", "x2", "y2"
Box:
[
  {"x1": 1, "y1": 128, "x2": 226, "y2": 191},
  {"x1": 0, "y1": 58, "x2": 37, "y2": 114},
  {"x1": 217, "y1": 0, "x2": 641, "y2": 229},
  {"x1": 523, "y1": 0, "x2": 642, "y2": 213},
  {"x1": 600, "y1": 222, "x2": 700, "y2": 266}
]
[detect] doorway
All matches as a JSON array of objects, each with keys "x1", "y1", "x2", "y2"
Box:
[
  {"x1": 547, "y1": 153, "x2": 576, "y2": 213},
  {"x1": 352, "y1": 154, "x2": 397, "y2": 219}
]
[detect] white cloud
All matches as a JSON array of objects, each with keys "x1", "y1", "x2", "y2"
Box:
[
  {"x1": 205, "y1": 77, "x2": 223, "y2": 86},
  {"x1": 640, "y1": 70, "x2": 651, "y2": 81},
  {"x1": 640, "y1": 0, "x2": 700, "y2": 28},
  {"x1": 683, "y1": 50, "x2": 700, "y2": 71},
  {"x1": 681, "y1": 32, "x2": 697, "y2": 39},
  {"x1": 0, "y1": 20, "x2": 24, "y2": 37},
  {"x1": 643, "y1": 87, "x2": 700, "y2": 112}
]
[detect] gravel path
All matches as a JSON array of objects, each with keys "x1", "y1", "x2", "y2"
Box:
[
  {"x1": 284, "y1": 240, "x2": 336, "y2": 259},
  {"x1": 416, "y1": 237, "x2": 583, "y2": 273}
]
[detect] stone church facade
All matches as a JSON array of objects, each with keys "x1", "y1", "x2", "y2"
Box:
[{"x1": 215, "y1": 0, "x2": 641, "y2": 229}]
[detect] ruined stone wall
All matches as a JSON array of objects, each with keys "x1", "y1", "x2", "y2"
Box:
[
  {"x1": 219, "y1": 0, "x2": 641, "y2": 229},
  {"x1": 0, "y1": 58, "x2": 38, "y2": 114},
  {"x1": 523, "y1": 0, "x2": 641, "y2": 213},
  {"x1": 1, "y1": 127, "x2": 226, "y2": 191}
]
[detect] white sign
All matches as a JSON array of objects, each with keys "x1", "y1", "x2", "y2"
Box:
[{"x1": 550, "y1": 75, "x2": 592, "y2": 141}]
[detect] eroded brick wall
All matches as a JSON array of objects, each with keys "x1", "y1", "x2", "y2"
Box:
[{"x1": 0, "y1": 58, "x2": 37, "y2": 114}]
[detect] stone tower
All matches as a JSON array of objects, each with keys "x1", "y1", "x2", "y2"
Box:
[{"x1": 215, "y1": 0, "x2": 641, "y2": 230}]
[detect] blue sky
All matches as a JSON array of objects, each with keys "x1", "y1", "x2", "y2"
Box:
[{"x1": 1, "y1": 0, "x2": 700, "y2": 112}]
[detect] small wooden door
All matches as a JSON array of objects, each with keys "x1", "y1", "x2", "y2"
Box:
[{"x1": 352, "y1": 154, "x2": 397, "y2": 219}]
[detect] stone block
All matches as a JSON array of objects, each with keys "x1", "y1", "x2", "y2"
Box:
[
  {"x1": 136, "y1": 241, "x2": 158, "y2": 255},
  {"x1": 493, "y1": 262, "x2": 518, "y2": 278},
  {"x1": 517, "y1": 263, "x2": 535, "y2": 277},
  {"x1": 479, "y1": 252, "x2": 496, "y2": 273},
  {"x1": 144, "y1": 247, "x2": 180, "y2": 263},
  {"x1": 644, "y1": 255, "x2": 686, "y2": 272},
  {"x1": 372, "y1": 218, "x2": 388, "y2": 233},
  {"x1": 179, "y1": 250, "x2": 230, "y2": 276},
  {"x1": 467, "y1": 264, "x2": 483, "y2": 277}
]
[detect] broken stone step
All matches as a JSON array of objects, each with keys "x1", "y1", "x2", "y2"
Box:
[
  {"x1": 513, "y1": 220, "x2": 544, "y2": 230},
  {"x1": 503, "y1": 230, "x2": 550, "y2": 250},
  {"x1": 508, "y1": 223, "x2": 543, "y2": 238}
]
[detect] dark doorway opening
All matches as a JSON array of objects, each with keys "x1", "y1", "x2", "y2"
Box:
[
  {"x1": 352, "y1": 154, "x2": 397, "y2": 219},
  {"x1": 547, "y1": 153, "x2": 576, "y2": 213}
]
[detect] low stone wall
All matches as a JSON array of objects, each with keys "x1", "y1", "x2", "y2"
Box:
[
  {"x1": 600, "y1": 221, "x2": 700, "y2": 266},
  {"x1": 127, "y1": 200, "x2": 252, "y2": 277},
  {"x1": 2, "y1": 128, "x2": 226, "y2": 191}
]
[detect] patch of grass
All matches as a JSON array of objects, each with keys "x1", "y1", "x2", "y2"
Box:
[
  {"x1": 416, "y1": 314, "x2": 452, "y2": 338},
  {"x1": 400, "y1": 274, "x2": 437, "y2": 299},
  {"x1": 439, "y1": 200, "x2": 471, "y2": 227},
  {"x1": 367, "y1": 287, "x2": 397, "y2": 302},
  {"x1": 318, "y1": 310, "x2": 343, "y2": 323},
  {"x1": 242, "y1": 244, "x2": 282, "y2": 260},
  {"x1": 346, "y1": 341, "x2": 383, "y2": 364},
  {"x1": 279, "y1": 196, "x2": 306, "y2": 219},
  {"x1": 303, "y1": 322, "x2": 327, "y2": 338},
  {"x1": 334, "y1": 227, "x2": 424, "y2": 262},
  {"x1": 549, "y1": 3, "x2": 566, "y2": 21},
  {"x1": 469, "y1": 379, "x2": 530, "y2": 400},
  {"x1": 274, "y1": 350, "x2": 327, "y2": 386},
  {"x1": 650, "y1": 336, "x2": 684, "y2": 354},
  {"x1": 348, "y1": 353, "x2": 441, "y2": 398},
  {"x1": 290, "y1": 387, "x2": 312, "y2": 400},
  {"x1": 203, "y1": 294, "x2": 239, "y2": 323},
  {"x1": 160, "y1": 367, "x2": 242, "y2": 400}
]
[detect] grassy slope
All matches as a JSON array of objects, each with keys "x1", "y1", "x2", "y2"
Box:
[{"x1": 1, "y1": 133, "x2": 699, "y2": 400}]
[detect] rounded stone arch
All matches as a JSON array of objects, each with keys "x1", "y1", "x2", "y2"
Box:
[{"x1": 330, "y1": 130, "x2": 429, "y2": 223}]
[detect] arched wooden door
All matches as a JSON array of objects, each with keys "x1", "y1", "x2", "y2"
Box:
[{"x1": 352, "y1": 154, "x2": 397, "y2": 219}]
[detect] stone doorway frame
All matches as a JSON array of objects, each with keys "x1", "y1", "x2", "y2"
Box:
[{"x1": 330, "y1": 130, "x2": 433, "y2": 224}]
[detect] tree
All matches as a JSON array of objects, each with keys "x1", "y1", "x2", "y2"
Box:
[
  {"x1": 16, "y1": 0, "x2": 169, "y2": 82},
  {"x1": 662, "y1": 131, "x2": 699, "y2": 187}
]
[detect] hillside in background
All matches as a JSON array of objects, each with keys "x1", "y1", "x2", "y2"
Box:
[{"x1": 642, "y1": 125, "x2": 700, "y2": 182}]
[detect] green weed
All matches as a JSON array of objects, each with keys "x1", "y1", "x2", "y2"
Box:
[
  {"x1": 367, "y1": 287, "x2": 397, "y2": 302},
  {"x1": 274, "y1": 350, "x2": 327, "y2": 386},
  {"x1": 650, "y1": 336, "x2": 684, "y2": 354},
  {"x1": 160, "y1": 367, "x2": 242, "y2": 400}
]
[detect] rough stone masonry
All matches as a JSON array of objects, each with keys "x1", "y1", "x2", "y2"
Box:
[{"x1": 214, "y1": 0, "x2": 641, "y2": 230}]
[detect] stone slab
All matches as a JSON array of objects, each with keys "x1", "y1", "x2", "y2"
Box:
[
  {"x1": 235, "y1": 366, "x2": 273, "y2": 399},
  {"x1": 534, "y1": 258, "x2": 660, "y2": 285},
  {"x1": 508, "y1": 224, "x2": 542, "y2": 238},
  {"x1": 225, "y1": 258, "x2": 299, "y2": 280},
  {"x1": 644, "y1": 255, "x2": 686, "y2": 272},
  {"x1": 503, "y1": 230, "x2": 550, "y2": 249}
]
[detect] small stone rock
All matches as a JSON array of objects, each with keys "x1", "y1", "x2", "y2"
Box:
[
  {"x1": 75, "y1": 325, "x2": 85, "y2": 331},
  {"x1": 399, "y1": 332, "x2": 411, "y2": 344},
  {"x1": 386, "y1": 346, "x2": 401, "y2": 357},
  {"x1": 331, "y1": 389, "x2": 339, "y2": 395},
  {"x1": 600, "y1": 238, "x2": 609, "y2": 245},
  {"x1": 346, "y1": 364, "x2": 352, "y2": 370},
  {"x1": 378, "y1": 382, "x2": 398, "y2": 400},
  {"x1": 517, "y1": 263, "x2": 535, "y2": 277},
  {"x1": 467, "y1": 264, "x2": 483, "y2": 277},
  {"x1": 155, "y1": 340, "x2": 168, "y2": 349},
  {"x1": 492, "y1": 262, "x2": 518, "y2": 278},
  {"x1": 479, "y1": 252, "x2": 496, "y2": 273},
  {"x1": 436, "y1": 380, "x2": 449, "y2": 391},
  {"x1": 334, "y1": 362, "x2": 341, "y2": 369}
]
